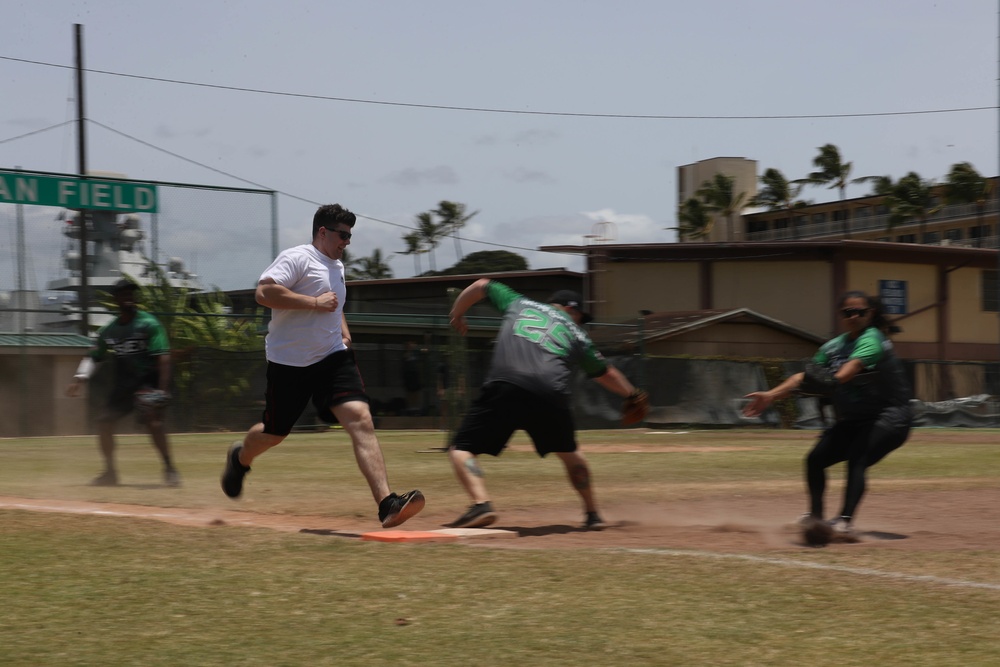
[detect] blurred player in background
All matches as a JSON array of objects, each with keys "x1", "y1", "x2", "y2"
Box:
[
  {"x1": 446, "y1": 279, "x2": 641, "y2": 530},
  {"x1": 742, "y1": 290, "x2": 913, "y2": 537},
  {"x1": 66, "y1": 278, "x2": 179, "y2": 487},
  {"x1": 220, "y1": 203, "x2": 424, "y2": 528}
]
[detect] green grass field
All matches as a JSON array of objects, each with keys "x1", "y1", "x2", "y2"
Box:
[{"x1": 1, "y1": 428, "x2": 998, "y2": 666}]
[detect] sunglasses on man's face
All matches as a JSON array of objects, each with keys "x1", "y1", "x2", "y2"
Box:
[
  {"x1": 325, "y1": 228, "x2": 352, "y2": 241},
  {"x1": 841, "y1": 307, "x2": 870, "y2": 318}
]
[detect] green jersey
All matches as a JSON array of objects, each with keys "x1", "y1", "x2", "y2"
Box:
[
  {"x1": 483, "y1": 281, "x2": 607, "y2": 407},
  {"x1": 90, "y1": 310, "x2": 170, "y2": 389},
  {"x1": 813, "y1": 327, "x2": 912, "y2": 420}
]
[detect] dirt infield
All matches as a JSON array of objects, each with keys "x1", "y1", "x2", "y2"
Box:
[
  {"x1": 2, "y1": 428, "x2": 996, "y2": 554},
  {"x1": 3, "y1": 484, "x2": 997, "y2": 552}
]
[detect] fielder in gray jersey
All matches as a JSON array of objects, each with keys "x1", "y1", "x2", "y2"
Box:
[{"x1": 446, "y1": 279, "x2": 641, "y2": 530}]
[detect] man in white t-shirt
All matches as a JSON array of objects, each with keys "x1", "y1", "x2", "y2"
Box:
[{"x1": 220, "y1": 203, "x2": 425, "y2": 528}]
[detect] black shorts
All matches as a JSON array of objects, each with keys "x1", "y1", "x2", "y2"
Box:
[
  {"x1": 262, "y1": 349, "x2": 369, "y2": 436},
  {"x1": 451, "y1": 381, "x2": 577, "y2": 457},
  {"x1": 101, "y1": 374, "x2": 159, "y2": 420}
]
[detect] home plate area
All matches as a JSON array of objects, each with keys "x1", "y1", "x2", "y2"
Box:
[{"x1": 361, "y1": 527, "x2": 518, "y2": 543}]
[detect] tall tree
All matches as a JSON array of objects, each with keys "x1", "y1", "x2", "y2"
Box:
[
  {"x1": 750, "y1": 168, "x2": 809, "y2": 239},
  {"x1": 944, "y1": 162, "x2": 992, "y2": 248},
  {"x1": 802, "y1": 144, "x2": 858, "y2": 237},
  {"x1": 695, "y1": 173, "x2": 747, "y2": 241},
  {"x1": 346, "y1": 248, "x2": 394, "y2": 280},
  {"x1": 414, "y1": 210, "x2": 450, "y2": 273},
  {"x1": 887, "y1": 171, "x2": 940, "y2": 241},
  {"x1": 400, "y1": 231, "x2": 427, "y2": 275},
  {"x1": 441, "y1": 250, "x2": 528, "y2": 275},
  {"x1": 434, "y1": 200, "x2": 478, "y2": 261},
  {"x1": 672, "y1": 197, "x2": 713, "y2": 241}
]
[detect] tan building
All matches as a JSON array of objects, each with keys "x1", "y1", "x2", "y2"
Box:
[
  {"x1": 540, "y1": 240, "x2": 1000, "y2": 363},
  {"x1": 677, "y1": 157, "x2": 758, "y2": 242},
  {"x1": 677, "y1": 156, "x2": 998, "y2": 249}
]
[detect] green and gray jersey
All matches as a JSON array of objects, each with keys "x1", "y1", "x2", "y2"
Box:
[
  {"x1": 483, "y1": 281, "x2": 608, "y2": 407},
  {"x1": 90, "y1": 310, "x2": 170, "y2": 389},
  {"x1": 813, "y1": 327, "x2": 912, "y2": 420}
]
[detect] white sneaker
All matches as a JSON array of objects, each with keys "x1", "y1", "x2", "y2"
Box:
[{"x1": 828, "y1": 517, "x2": 858, "y2": 538}]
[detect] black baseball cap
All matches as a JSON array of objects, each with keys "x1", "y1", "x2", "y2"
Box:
[
  {"x1": 548, "y1": 290, "x2": 593, "y2": 324},
  {"x1": 111, "y1": 278, "x2": 139, "y2": 294}
]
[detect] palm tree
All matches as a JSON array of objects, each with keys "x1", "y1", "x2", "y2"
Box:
[
  {"x1": 434, "y1": 201, "x2": 478, "y2": 261},
  {"x1": 348, "y1": 248, "x2": 394, "y2": 280},
  {"x1": 749, "y1": 168, "x2": 809, "y2": 239},
  {"x1": 802, "y1": 144, "x2": 859, "y2": 237},
  {"x1": 414, "y1": 210, "x2": 451, "y2": 273},
  {"x1": 400, "y1": 231, "x2": 427, "y2": 275},
  {"x1": 672, "y1": 197, "x2": 713, "y2": 241},
  {"x1": 944, "y1": 162, "x2": 992, "y2": 248},
  {"x1": 888, "y1": 172, "x2": 941, "y2": 241},
  {"x1": 695, "y1": 173, "x2": 748, "y2": 241}
]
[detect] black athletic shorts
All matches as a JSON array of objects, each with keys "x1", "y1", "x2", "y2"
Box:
[
  {"x1": 101, "y1": 373, "x2": 159, "y2": 420},
  {"x1": 261, "y1": 349, "x2": 369, "y2": 436},
  {"x1": 451, "y1": 381, "x2": 577, "y2": 457}
]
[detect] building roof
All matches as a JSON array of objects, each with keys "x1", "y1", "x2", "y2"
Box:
[
  {"x1": 591, "y1": 308, "x2": 825, "y2": 349},
  {"x1": 540, "y1": 239, "x2": 999, "y2": 268}
]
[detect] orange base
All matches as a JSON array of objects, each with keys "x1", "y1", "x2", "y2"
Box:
[{"x1": 361, "y1": 530, "x2": 459, "y2": 543}]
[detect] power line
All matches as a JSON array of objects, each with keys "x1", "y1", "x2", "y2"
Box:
[
  {"x1": 0, "y1": 120, "x2": 75, "y2": 145},
  {"x1": 85, "y1": 119, "x2": 560, "y2": 256},
  {"x1": 1, "y1": 55, "x2": 995, "y2": 121}
]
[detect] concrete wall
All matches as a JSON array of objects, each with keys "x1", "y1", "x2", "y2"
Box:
[{"x1": 0, "y1": 351, "x2": 88, "y2": 437}]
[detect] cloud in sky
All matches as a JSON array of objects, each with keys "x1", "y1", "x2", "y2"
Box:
[{"x1": 380, "y1": 166, "x2": 459, "y2": 188}]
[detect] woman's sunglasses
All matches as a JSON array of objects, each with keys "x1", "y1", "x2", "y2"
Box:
[{"x1": 841, "y1": 307, "x2": 870, "y2": 318}]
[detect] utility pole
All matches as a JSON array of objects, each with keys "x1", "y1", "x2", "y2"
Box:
[{"x1": 75, "y1": 23, "x2": 90, "y2": 336}]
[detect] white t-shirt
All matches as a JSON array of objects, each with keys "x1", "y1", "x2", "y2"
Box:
[{"x1": 259, "y1": 243, "x2": 347, "y2": 367}]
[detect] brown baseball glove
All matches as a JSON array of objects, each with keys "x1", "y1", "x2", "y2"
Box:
[
  {"x1": 801, "y1": 515, "x2": 833, "y2": 547},
  {"x1": 134, "y1": 388, "x2": 171, "y2": 416},
  {"x1": 621, "y1": 389, "x2": 649, "y2": 426}
]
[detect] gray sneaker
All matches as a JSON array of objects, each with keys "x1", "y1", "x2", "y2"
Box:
[
  {"x1": 828, "y1": 516, "x2": 858, "y2": 538},
  {"x1": 164, "y1": 467, "x2": 182, "y2": 488},
  {"x1": 90, "y1": 470, "x2": 118, "y2": 486},
  {"x1": 448, "y1": 502, "x2": 497, "y2": 529}
]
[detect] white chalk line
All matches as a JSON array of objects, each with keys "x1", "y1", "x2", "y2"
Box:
[{"x1": 617, "y1": 547, "x2": 1000, "y2": 591}]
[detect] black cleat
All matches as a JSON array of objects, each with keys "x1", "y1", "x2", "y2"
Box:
[
  {"x1": 221, "y1": 443, "x2": 250, "y2": 498},
  {"x1": 378, "y1": 490, "x2": 426, "y2": 528}
]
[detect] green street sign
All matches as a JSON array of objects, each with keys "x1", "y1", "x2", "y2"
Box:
[{"x1": 0, "y1": 170, "x2": 158, "y2": 213}]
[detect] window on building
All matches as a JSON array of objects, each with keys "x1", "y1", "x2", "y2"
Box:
[
  {"x1": 747, "y1": 219, "x2": 768, "y2": 235},
  {"x1": 984, "y1": 270, "x2": 999, "y2": 312},
  {"x1": 832, "y1": 209, "x2": 849, "y2": 221},
  {"x1": 794, "y1": 215, "x2": 807, "y2": 228},
  {"x1": 897, "y1": 234, "x2": 917, "y2": 244},
  {"x1": 876, "y1": 236, "x2": 890, "y2": 242},
  {"x1": 811, "y1": 213, "x2": 827, "y2": 225},
  {"x1": 922, "y1": 231, "x2": 941, "y2": 244},
  {"x1": 774, "y1": 217, "x2": 789, "y2": 230},
  {"x1": 969, "y1": 225, "x2": 992, "y2": 248},
  {"x1": 874, "y1": 204, "x2": 890, "y2": 216},
  {"x1": 945, "y1": 228, "x2": 964, "y2": 242},
  {"x1": 856, "y1": 206, "x2": 871, "y2": 218}
]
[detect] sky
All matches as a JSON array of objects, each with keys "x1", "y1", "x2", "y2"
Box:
[{"x1": 1, "y1": 0, "x2": 998, "y2": 292}]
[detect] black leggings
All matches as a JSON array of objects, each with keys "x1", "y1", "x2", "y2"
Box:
[{"x1": 806, "y1": 406, "x2": 912, "y2": 520}]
